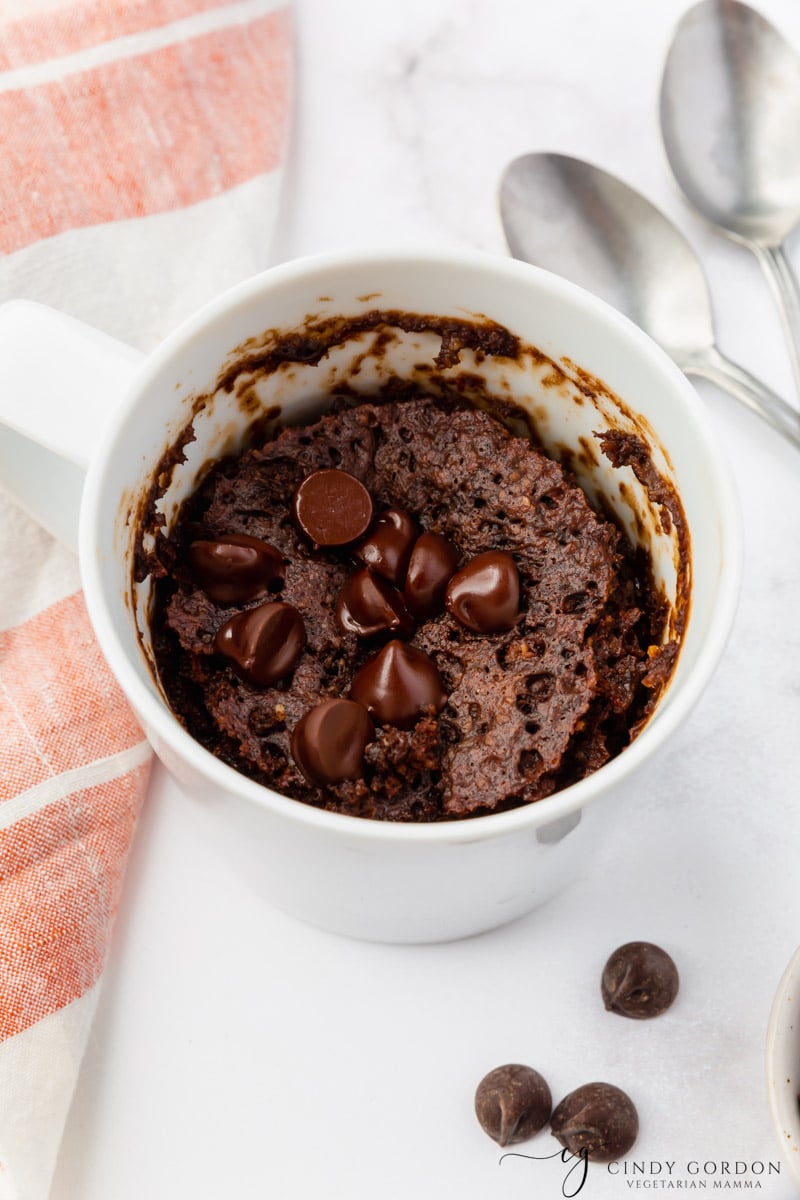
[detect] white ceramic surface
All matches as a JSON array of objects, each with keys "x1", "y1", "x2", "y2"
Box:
[
  {"x1": 767, "y1": 944, "x2": 800, "y2": 1188},
  {"x1": 0, "y1": 247, "x2": 740, "y2": 942}
]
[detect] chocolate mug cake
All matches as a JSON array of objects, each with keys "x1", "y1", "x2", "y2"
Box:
[
  {"x1": 148, "y1": 384, "x2": 679, "y2": 822},
  {"x1": 73, "y1": 247, "x2": 733, "y2": 939}
]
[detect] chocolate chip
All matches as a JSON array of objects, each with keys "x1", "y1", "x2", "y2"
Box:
[
  {"x1": 188, "y1": 534, "x2": 284, "y2": 604},
  {"x1": 445, "y1": 550, "x2": 520, "y2": 633},
  {"x1": 474, "y1": 1064, "x2": 552, "y2": 1146},
  {"x1": 601, "y1": 942, "x2": 679, "y2": 1019},
  {"x1": 336, "y1": 568, "x2": 414, "y2": 639},
  {"x1": 291, "y1": 698, "x2": 374, "y2": 784},
  {"x1": 349, "y1": 639, "x2": 447, "y2": 728},
  {"x1": 354, "y1": 508, "x2": 418, "y2": 585},
  {"x1": 550, "y1": 1082, "x2": 638, "y2": 1162},
  {"x1": 214, "y1": 601, "x2": 305, "y2": 686},
  {"x1": 292, "y1": 469, "x2": 373, "y2": 548},
  {"x1": 404, "y1": 531, "x2": 459, "y2": 620}
]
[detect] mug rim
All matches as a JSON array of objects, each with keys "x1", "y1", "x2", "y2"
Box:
[{"x1": 79, "y1": 245, "x2": 742, "y2": 846}]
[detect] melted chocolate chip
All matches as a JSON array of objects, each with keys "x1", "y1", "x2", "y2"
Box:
[
  {"x1": 404, "y1": 532, "x2": 459, "y2": 620},
  {"x1": 214, "y1": 601, "x2": 305, "y2": 686},
  {"x1": 550, "y1": 1082, "x2": 638, "y2": 1162},
  {"x1": 601, "y1": 942, "x2": 679, "y2": 1019},
  {"x1": 291, "y1": 698, "x2": 374, "y2": 785},
  {"x1": 354, "y1": 508, "x2": 418, "y2": 585},
  {"x1": 445, "y1": 550, "x2": 520, "y2": 633},
  {"x1": 336, "y1": 568, "x2": 414, "y2": 639},
  {"x1": 188, "y1": 534, "x2": 284, "y2": 604},
  {"x1": 292, "y1": 469, "x2": 373, "y2": 548},
  {"x1": 474, "y1": 1064, "x2": 552, "y2": 1147},
  {"x1": 349, "y1": 639, "x2": 447, "y2": 728}
]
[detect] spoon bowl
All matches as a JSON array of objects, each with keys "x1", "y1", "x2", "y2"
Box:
[
  {"x1": 661, "y1": 0, "x2": 800, "y2": 394},
  {"x1": 500, "y1": 152, "x2": 715, "y2": 363},
  {"x1": 499, "y1": 152, "x2": 800, "y2": 450}
]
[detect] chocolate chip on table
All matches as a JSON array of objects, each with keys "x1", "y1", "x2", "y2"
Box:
[
  {"x1": 403, "y1": 531, "x2": 459, "y2": 620},
  {"x1": 292, "y1": 468, "x2": 373, "y2": 548},
  {"x1": 291, "y1": 698, "x2": 374, "y2": 785},
  {"x1": 336, "y1": 568, "x2": 414, "y2": 639},
  {"x1": 474, "y1": 1064, "x2": 552, "y2": 1147},
  {"x1": 550, "y1": 1082, "x2": 639, "y2": 1162},
  {"x1": 601, "y1": 942, "x2": 679, "y2": 1019},
  {"x1": 214, "y1": 601, "x2": 305, "y2": 687},
  {"x1": 350, "y1": 639, "x2": 447, "y2": 728},
  {"x1": 354, "y1": 507, "x2": 418, "y2": 585},
  {"x1": 188, "y1": 534, "x2": 284, "y2": 604},
  {"x1": 445, "y1": 550, "x2": 520, "y2": 633}
]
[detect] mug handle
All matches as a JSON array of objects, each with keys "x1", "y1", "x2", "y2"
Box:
[{"x1": 0, "y1": 300, "x2": 144, "y2": 553}]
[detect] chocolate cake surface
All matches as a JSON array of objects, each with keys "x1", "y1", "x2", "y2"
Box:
[{"x1": 151, "y1": 395, "x2": 675, "y2": 821}]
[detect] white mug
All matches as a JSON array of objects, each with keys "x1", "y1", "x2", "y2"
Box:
[{"x1": 0, "y1": 248, "x2": 740, "y2": 943}]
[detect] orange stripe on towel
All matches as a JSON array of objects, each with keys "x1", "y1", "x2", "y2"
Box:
[
  {"x1": 0, "y1": 0, "x2": 242, "y2": 70},
  {"x1": 0, "y1": 762, "x2": 149, "y2": 1041},
  {"x1": 0, "y1": 593, "x2": 145, "y2": 801},
  {"x1": 0, "y1": 7, "x2": 291, "y2": 255}
]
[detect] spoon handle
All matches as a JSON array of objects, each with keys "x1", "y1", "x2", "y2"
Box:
[
  {"x1": 752, "y1": 243, "x2": 800, "y2": 402},
  {"x1": 682, "y1": 344, "x2": 800, "y2": 452}
]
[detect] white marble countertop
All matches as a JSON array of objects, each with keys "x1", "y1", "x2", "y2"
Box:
[{"x1": 51, "y1": 0, "x2": 800, "y2": 1196}]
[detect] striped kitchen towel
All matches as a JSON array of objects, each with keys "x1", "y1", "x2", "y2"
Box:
[{"x1": 0, "y1": 3, "x2": 292, "y2": 1198}]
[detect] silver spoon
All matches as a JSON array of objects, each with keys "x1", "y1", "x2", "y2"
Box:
[
  {"x1": 661, "y1": 0, "x2": 800, "y2": 399},
  {"x1": 499, "y1": 152, "x2": 800, "y2": 450}
]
